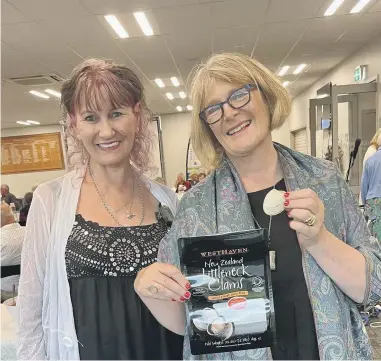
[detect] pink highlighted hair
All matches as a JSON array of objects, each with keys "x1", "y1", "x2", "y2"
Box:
[{"x1": 60, "y1": 58, "x2": 154, "y2": 173}]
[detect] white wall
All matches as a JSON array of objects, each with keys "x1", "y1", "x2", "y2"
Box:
[
  {"x1": 160, "y1": 112, "x2": 290, "y2": 186},
  {"x1": 288, "y1": 36, "x2": 381, "y2": 153},
  {"x1": 1, "y1": 125, "x2": 68, "y2": 197}
]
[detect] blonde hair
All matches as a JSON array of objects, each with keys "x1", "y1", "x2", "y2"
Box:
[
  {"x1": 61, "y1": 58, "x2": 154, "y2": 173},
  {"x1": 189, "y1": 53, "x2": 292, "y2": 170},
  {"x1": 370, "y1": 128, "x2": 381, "y2": 148}
]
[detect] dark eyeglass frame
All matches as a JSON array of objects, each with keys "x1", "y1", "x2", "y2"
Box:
[{"x1": 199, "y1": 83, "x2": 257, "y2": 125}]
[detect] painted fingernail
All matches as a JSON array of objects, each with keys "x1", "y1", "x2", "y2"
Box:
[
  {"x1": 284, "y1": 192, "x2": 290, "y2": 198},
  {"x1": 180, "y1": 296, "x2": 186, "y2": 302},
  {"x1": 284, "y1": 200, "x2": 290, "y2": 206},
  {"x1": 184, "y1": 292, "x2": 191, "y2": 299},
  {"x1": 171, "y1": 299, "x2": 176, "y2": 302},
  {"x1": 185, "y1": 283, "x2": 191, "y2": 290}
]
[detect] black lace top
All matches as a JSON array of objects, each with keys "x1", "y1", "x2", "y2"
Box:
[{"x1": 65, "y1": 214, "x2": 184, "y2": 360}]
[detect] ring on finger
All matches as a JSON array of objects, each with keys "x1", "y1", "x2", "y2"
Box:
[
  {"x1": 147, "y1": 283, "x2": 160, "y2": 294},
  {"x1": 304, "y1": 214, "x2": 316, "y2": 227}
]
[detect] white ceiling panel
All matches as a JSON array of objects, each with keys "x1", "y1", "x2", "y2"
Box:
[
  {"x1": 266, "y1": 0, "x2": 326, "y2": 23},
  {"x1": 68, "y1": 40, "x2": 126, "y2": 61},
  {"x1": 209, "y1": 0, "x2": 269, "y2": 28},
  {"x1": 7, "y1": 0, "x2": 90, "y2": 20},
  {"x1": 152, "y1": 3, "x2": 212, "y2": 34},
  {"x1": 1, "y1": 1, "x2": 33, "y2": 24},
  {"x1": 213, "y1": 26, "x2": 260, "y2": 55},
  {"x1": 38, "y1": 16, "x2": 113, "y2": 45},
  {"x1": 79, "y1": 0, "x2": 209, "y2": 15},
  {"x1": 368, "y1": 0, "x2": 381, "y2": 11}
]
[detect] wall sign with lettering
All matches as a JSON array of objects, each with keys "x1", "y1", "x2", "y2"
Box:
[{"x1": 1, "y1": 132, "x2": 65, "y2": 174}]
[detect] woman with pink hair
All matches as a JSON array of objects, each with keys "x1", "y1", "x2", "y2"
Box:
[{"x1": 17, "y1": 59, "x2": 183, "y2": 360}]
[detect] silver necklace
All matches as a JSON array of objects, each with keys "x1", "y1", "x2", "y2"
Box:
[
  {"x1": 108, "y1": 176, "x2": 135, "y2": 219},
  {"x1": 88, "y1": 165, "x2": 145, "y2": 226}
]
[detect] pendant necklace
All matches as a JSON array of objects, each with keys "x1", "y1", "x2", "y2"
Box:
[{"x1": 252, "y1": 158, "x2": 285, "y2": 271}]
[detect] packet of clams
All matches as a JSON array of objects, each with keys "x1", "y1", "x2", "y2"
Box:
[{"x1": 178, "y1": 229, "x2": 275, "y2": 355}]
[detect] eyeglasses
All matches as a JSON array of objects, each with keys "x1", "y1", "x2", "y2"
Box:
[{"x1": 199, "y1": 84, "x2": 257, "y2": 125}]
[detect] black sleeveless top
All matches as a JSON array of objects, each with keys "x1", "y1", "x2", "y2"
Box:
[
  {"x1": 247, "y1": 179, "x2": 320, "y2": 360},
  {"x1": 65, "y1": 214, "x2": 184, "y2": 360}
]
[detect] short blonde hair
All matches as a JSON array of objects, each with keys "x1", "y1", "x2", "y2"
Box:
[
  {"x1": 370, "y1": 128, "x2": 381, "y2": 148},
  {"x1": 189, "y1": 52, "x2": 292, "y2": 170}
]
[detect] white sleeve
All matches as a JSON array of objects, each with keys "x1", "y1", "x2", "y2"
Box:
[{"x1": 17, "y1": 189, "x2": 51, "y2": 360}]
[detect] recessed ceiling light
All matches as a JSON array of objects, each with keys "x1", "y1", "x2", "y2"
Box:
[
  {"x1": 278, "y1": 66, "x2": 290, "y2": 76},
  {"x1": 317, "y1": 94, "x2": 329, "y2": 99},
  {"x1": 293, "y1": 64, "x2": 307, "y2": 74},
  {"x1": 186, "y1": 105, "x2": 193, "y2": 111},
  {"x1": 324, "y1": 0, "x2": 345, "y2": 16},
  {"x1": 282, "y1": 81, "x2": 290, "y2": 87},
  {"x1": 179, "y1": 91, "x2": 186, "y2": 99},
  {"x1": 104, "y1": 15, "x2": 129, "y2": 38},
  {"x1": 16, "y1": 121, "x2": 31, "y2": 125},
  {"x1": 133, "y1": 12, "x2": 154, "y2": 36},
  {"x1": 350, "y1": 0, "x2": 372, "y2": 13},
  {"x1": 171, "y1": 77, "x2": 180, "y2": 87},
  {"x1": 154, "y1": 78, "x2": 165, "y2": 88},
  {"x1": 26, "y1": 120, "x2": 41, "y2": 125},
  {"x1": 166, "y1": 93, "x2": 174, "y2": 100},
  {"x1": 176, "y1": 106, "x2": 182, "y2": 112},
  {"x1": 29, "y1": 90, "x2": 50, "y2": 99},
  {"x1": 45, "y1": 89, "x2": 61, "y2": 98}
]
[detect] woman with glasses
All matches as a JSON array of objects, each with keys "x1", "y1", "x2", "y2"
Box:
[{"x1": 134, "y1": 53, "x2": 381, "y2": 360}]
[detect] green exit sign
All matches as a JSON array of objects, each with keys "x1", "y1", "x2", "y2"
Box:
[{"x1": 354, "y1": 65, "x2": 368, "y2": 82}]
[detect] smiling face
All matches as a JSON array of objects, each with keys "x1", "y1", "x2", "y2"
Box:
[
  {"x1": 204, "y1": 80, "x2": 271, "y2": 160},
  {"x1": 73, "y1": 102, "x2": 139, "y2": 167}
]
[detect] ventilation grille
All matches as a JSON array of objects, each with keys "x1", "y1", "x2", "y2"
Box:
[{"x1": 5, "y1": 73, "x2": 65, "y2": 86}]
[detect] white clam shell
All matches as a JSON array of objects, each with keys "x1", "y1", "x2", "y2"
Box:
[{"x1": 263, "y1": 189, "x2": 285, "y2": 216}]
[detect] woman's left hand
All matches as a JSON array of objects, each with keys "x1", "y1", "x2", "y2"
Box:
[{"x1": 284, "y1": 189, "x2": 326, "y2": 249}]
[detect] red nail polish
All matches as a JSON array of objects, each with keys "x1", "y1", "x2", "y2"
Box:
[
  {"x1": 171, "y1": 299, "x2": 176, "y2": 302},
  {"x1": 184, "y1": 292, "x2": 191, "y2": 299},
  {"x1": 185, "y1": 283, "x2": 191, "y2": 290},
  {"x1": 180, "y1": 296, "x2": 185, "y2": 302},
  {"x1": 284, "y1": 200, "x2": 289, "y2": 206},
  {"x1": 284, "y1": 192, "x2": 290, "y2": 198}
]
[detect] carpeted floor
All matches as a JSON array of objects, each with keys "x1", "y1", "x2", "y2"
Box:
[{"x1": 367, "y1": 316, "x2": 381, "y2": 360}]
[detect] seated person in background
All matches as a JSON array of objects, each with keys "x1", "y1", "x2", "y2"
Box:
[
  {"x1": 1, "y1": 202, "x2": 25, "y2": 301},
  {"x1": 361, "y1": 145, "x2": 381, "y2": 240},
  {"x1": 19, "y1": 192, "x2": 33, "y2": 227},
  {"x1": 189, "y1": 173, "x2": 199, "y2": 186},
  {"x1": 174, "y1": 173, "x2": 190, "y2": 193},
  {"x1": 198, "y1": 172, "x2": 206, "y2": 182},
  {"x1": 1, "y1": 184, "x2": 20, "y2": 210}
]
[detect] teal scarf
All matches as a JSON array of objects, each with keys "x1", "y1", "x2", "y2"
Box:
[{"x1": 158, "y1": 143, "x2": 381, "y2": 360}]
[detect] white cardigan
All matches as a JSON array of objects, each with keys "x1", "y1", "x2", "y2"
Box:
[{"x1": 17, "y1": 168, "x2": 178, "y2": 360}]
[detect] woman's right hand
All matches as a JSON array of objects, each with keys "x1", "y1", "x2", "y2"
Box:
[{"x1": 134, "y1": 262, "x2": 191, "y2": 302}]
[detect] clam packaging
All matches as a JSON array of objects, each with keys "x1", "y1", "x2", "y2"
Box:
[{"x1": 178, "y1": 229, "x2": 275, "y2": 355}]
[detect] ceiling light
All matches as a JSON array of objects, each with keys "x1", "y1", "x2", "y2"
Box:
[
  {"x1": 282, "y1": 81, "x2": 290, "y2": 87},
  {"x1": 45, "y1": 89, "x2": 61, "y2": 98},
  {"x1": 179, "y1": 91, "x2": 186, "y2": 99},
  {"x1": 293, "y1": 64, "x2": 307, "y2": 74},
  {"x1": 171, "y1": 77, "x2": 180, "y2": 87},
  {"x1": 278, "y1": 66, "x2": 290, "y2": 76},
  {"x1": 166, "y1": 93, "x2": 174, "y2": 100},
  {"x1": 104, "y1": 15, "x2": 129, "y2": 38},
  {"x1": 133, "y1": 12, "x2": 154, "y2": 36},
  {"x1": 26, "y1": 120, "x2": 41, "y2": 125},
  {"x1": 186, "y1": 105, "x2": 193, "y2": 111},
  {"x1": 154, "y1": 78, "x2": 165, "y2": 88},
  {"x1": 350, "y1": 0, "x2": 372, "y2": 13},
  {"x1": 317, "y1": 94, "x2": 329, "y2": 99},
  {"x1": 29, "y1": 90, "x2": 50, "y2": 99},
  {"x1": 16, "y1": 121, "x2": 31, "y2": 125},
  {"x1": 176, "y1": 106, "x2": 182, "y2": 112},
  {"x1": 324, "y1": 0, "x2": 345, "y2": 16}
]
